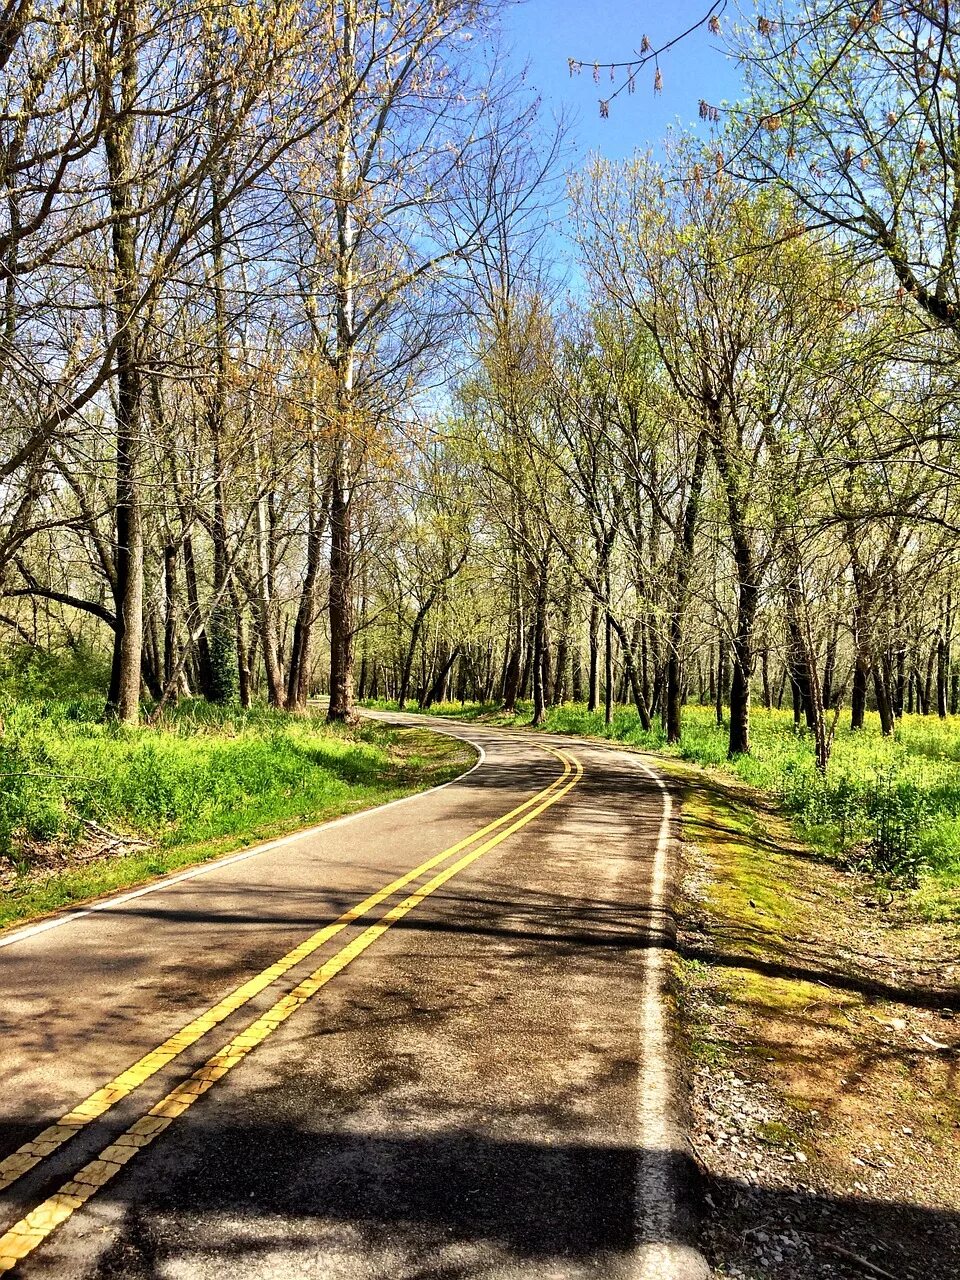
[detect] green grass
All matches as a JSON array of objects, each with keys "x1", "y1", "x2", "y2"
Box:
[
  {"x1": 0, "y1": 694, "x2": 472, "y2": 931},
  {"x1": 369, "y1": 697, "x2": 960, "y2": 918}
]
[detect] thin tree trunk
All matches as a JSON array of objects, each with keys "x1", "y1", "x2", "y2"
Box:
[
  {"x1": 874, "y1": 665, "x2": 895, "y2": 736},
  {"x1": 530, "y1": 566, "x2": 548, "y2": 726},
  {"x1": 327, "y1": 460, "x2": 355, "y2": 721},
  {"x1": 938, "y1": 594, "x2": 952, "y2": 719},
  {"x1": 715, "y1": 643, "x2": 726, "y2": 725},
  {"x1": 103, "y1": 0, "x2": 143, "y2": 723},
  {"x1": 851, "y1": 651, "x2": 868, "y2": 730},
  {"x1": 233, "y1": 586, "x2": 251, "y2": 709},
  {"x1": 604, "y1": 608, "x2": 613, "y2": 727},
  {"x1": 287, "y1": 448, "x2": 329, "y2": 712},
  {"x1": 588, "y1": 600, "x2": 600, "y2": 712},
  {"x1": 327, "y1": 1, "x2": 359, "y2": 724},
  {"x1": 665, "y1": 432, "x2": 706, "y2": 744},
  {"x1": 163, "y1": 544, "x2": 178, "y2": 690}
]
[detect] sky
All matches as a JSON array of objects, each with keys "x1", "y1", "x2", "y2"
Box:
[{"x1": 501, "y1": 0, "x2": 749, "y2": 163}]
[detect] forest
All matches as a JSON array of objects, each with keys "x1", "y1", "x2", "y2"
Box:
[{"x1": 2, "y1": 0, "x2": 960, "y2": 905}]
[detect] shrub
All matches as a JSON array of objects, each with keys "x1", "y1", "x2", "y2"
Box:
[{"x1": 858, "y1": 767, "x2": 932, "y2": 884}]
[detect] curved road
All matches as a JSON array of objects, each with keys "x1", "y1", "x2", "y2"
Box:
[{"x1": 0, "y1": 715, "x2": 706, "y2": 1279}]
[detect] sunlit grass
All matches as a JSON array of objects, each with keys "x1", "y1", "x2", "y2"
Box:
[{"x1": 0, "y1": 695, "x2": 470, "y2": 929}]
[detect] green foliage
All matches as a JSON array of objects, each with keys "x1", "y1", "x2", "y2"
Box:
[
  {"x1": 0, "y1": 643, "x2": 110, "y2": 701},
  {"x1": 207, "y1": 604, "x2": 238, "y2": 704},
  {"x1": 0, "y1": 697, "x2": 464, "y2": 923}
]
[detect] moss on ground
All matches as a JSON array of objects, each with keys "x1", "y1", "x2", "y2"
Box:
[{"x1": 672, "y1": 757, "x2": 960, "y2": 1278}]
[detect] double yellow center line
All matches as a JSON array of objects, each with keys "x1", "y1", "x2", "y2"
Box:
[{"x1": 0, "y1": 741, "x2": 582, "y2": 1272}]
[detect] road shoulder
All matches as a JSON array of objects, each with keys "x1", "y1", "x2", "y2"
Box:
[{"x1": 670, "y1": 760, "x2": 960, "y2": 1280}]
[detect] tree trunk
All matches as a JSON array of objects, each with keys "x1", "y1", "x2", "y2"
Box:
[
  {"x1": 163, "y1": 544, "x2": 178, "y2": 691},
  {"x1": 720, "y1": 473, "x2": 758, "y2": 756},
  {"x1": 588, "y1": 600, "x2": 600, "y2": 712},
  {"x1": 851, "y1": 652, "x2": 868, "y2": 730},
  {"x1": 608, "y1": 613, "x2": 652, "y2": 730},
  {"x1": 327, "y1": 2, "x2": 359, "y2": 724},
  {"x1": 287, "y1": 448, "x2": 329, "y2": 713},
  {"x1": 502, "y1": 645, "x2": 521, "y2": 712},
  {"x1": 398, "y1": 598, "x2": 434, "y2": 710},
  {"x1": 571, "y1": 642, "x2": 584, "y2": 704},
  {"x1": 939, "y1": 594, "x2": 952, "y2": 719},
  {"x1": 715, "y1": 643, "x2": 726, "y2": 726},
  {"x1": 603, "y1": 608, "x2": 613, "y2": 726},
  {"x1": 205, "y1": 150, "x2": 236, "y2": 705},
  {"x1": 327, "y1": 461, "x2": 355, "y2": 721},
  {"x1": 180, "y1": 532, "x2": 213, "y2": 697},
  {"x1": 665, "y1": 432, "x2": 706, "y2": 743},
  {"x1": 923, "y1": 643, "x2": 936, "y2": 716},
  {"x1": 874, "y1": 665, "x2": 895, "y2": 736},
  {"x1": 530, "y1": 566, "x2": 548, "y2": 726},
  {"x1": 104, "y1": 5, "x2": 144, "y2": 725},
  {"x1": 821, "y1": 623, "x2": 837, "y2": 711},
  {"x1": 423, "y1": 646, "x2": 460, "y2": 708},
  {"x1": 233, "y1": 587, "x2": 251, "y2": 710}
]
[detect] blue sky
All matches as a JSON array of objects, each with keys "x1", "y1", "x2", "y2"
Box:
[{"x1": 501, "y1": 0, "x2": 748, "y2": 162}]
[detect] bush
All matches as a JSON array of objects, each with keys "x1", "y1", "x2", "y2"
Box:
[{"x1": 859, "y1": 767, "x2": 932, "y2": 884}]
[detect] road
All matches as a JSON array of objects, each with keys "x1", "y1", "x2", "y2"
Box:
[{"x1": 0, "y1": 714, "x2": 706, "y2": 1279}]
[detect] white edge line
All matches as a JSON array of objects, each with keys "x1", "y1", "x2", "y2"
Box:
[{"x1": 0, "y1": 725, "x2": 486, "y2": 952}]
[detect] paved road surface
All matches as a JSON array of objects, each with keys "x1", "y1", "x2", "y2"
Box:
[{"x1": 0, "y1": 715, "x2": 705, "y2": 1279}]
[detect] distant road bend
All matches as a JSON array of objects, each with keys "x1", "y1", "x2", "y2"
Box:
[{"x1": 0, "y1": 712, "x2": 707, "y2": 1279}]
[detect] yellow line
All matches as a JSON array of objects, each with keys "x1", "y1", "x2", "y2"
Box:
[
  {"x1": 0, "y1": 745, "x2": 572, "y2": 1197},
  {"x1": 0, "y1": 748, "x2": 582, "y2": 1272}
]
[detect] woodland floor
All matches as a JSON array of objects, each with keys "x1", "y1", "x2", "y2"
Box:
[{"x1": 673, "y1": 762, "x2": 960, "y2": 1280}]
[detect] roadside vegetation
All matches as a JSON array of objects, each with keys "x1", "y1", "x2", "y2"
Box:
[
  {"x1": 369, "y1": 699, "x2": 960, "y2": 919},
  {"x1": 673, "y1": 763, "x2": 960, "y2": 1280},
  {"x1": 0, "y1": 648, "x2": 471, "y2": 932}
]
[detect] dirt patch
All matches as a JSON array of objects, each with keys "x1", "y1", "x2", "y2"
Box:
[
  {"x1": 0, "y1": 823, "x2": 151, "y2": 892},
  {"x1": 671, "y1": 764, "x2": 960, "y2": 1280}
]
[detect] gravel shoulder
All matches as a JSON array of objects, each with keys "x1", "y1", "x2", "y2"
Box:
[{"x1": 669, "y1": 761, "x2": 960, "y2": 1280}]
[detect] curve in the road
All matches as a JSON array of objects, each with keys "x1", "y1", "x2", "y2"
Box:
[{"x1": 0, "y1": 740, "x2": 583, "y2": 1274}]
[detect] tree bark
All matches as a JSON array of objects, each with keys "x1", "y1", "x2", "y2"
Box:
[
  {"x1": 103, "y1": 0, "x2": 143, "y2": 724},
  {"x1": 287, "y1": 446, "x2": 329, "y2": 712},
  {"x1": 665, "y1": 432, "x2": 707, "y2": 744},
  {"x1": 530, "y1": 565, "x2": 548, "y2": 726},
  {"x1": 587, "y1": 600, "x2": 600, "y2": 712},
  {"x1": 163, "y1": 544, "x2": 178, "y2": 691},
  {"x1": 327, "y1": 460, "x2": 355, "y2": 721},
  {"x1": 327, "y1": 0, "x2": 359, "y2": 724},
  {"x1": 874, "y1": 664, "x2": 895, "y2": 736}
]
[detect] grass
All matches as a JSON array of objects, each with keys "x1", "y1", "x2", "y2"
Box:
[
  {"x1": 366, "y1": 697, "x2": 960, "y2": 918},
  {"x1": 0, "y1": 692, "x2": 473, "y2": 932}
]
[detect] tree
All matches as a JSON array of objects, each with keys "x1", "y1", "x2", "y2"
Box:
[{"x1": 739, "y1": 0, "x2": 960, "y2": 333}]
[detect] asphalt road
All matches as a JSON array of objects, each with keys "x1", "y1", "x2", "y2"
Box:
[{"x1": 0, "y1": 714, "x2": 705, "y2": 1279}]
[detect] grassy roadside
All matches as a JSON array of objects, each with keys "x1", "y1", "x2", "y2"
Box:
[
  {"x1": 0, "y1": 698, "x2": 473, "y2": 932},
  {"x1": 365, "y1": 699, "x2": 960, "y2": 921},
  {"x1": 671, "y1": 760, "x2": 960, "y2": 1280}
]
